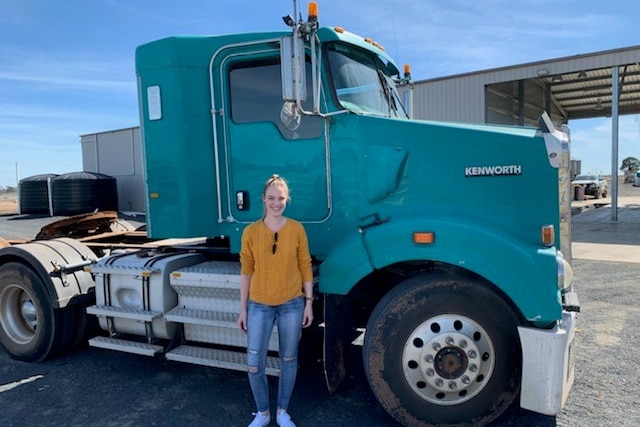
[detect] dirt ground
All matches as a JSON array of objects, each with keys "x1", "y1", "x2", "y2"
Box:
[{"x1": 0, "y1": 192, "x2": 17, "y2": 214}]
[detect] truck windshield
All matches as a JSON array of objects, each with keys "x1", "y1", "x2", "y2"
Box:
[{"x1": 326, "y1": 43, "x2": 407, "y2": 118}]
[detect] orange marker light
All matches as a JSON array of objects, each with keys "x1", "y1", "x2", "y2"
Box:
[
  {"x1": 308, "y1": 2, "x2": 318, "y2": 20},
  {"x1": 413, "y1": 232, "x2": 435, "y2": 244},
  {"x1": 404, "y1": 64, "x2": 411, "y2": 75},
  {"x1": 334, "y1": 26, "x2": 344, "y2": 33},
  {"x1": 541, "y1": 225, "x2": 555, "y2": 247}
]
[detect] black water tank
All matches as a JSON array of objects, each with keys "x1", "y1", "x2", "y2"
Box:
[
  {"x1": 18, "y1": 174, "x2": 58, "y2": 214},
  {"x1": 52, "y1": 172, "x2": 118, "y2": 216}
]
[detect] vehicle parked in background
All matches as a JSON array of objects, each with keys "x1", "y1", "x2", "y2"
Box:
[{"x1": 572, "y1": 174, "x2": 608, "y2": 198}]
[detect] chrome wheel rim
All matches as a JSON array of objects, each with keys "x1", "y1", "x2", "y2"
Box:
[
  {"x1": 0, "y1": 284, "x2": 38, "y2": 344},
  {"x1": 402, "y1": 314, "x2": 495, "y2": 405}
]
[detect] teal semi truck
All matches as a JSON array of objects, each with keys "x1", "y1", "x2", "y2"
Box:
[{"x1": 0, "y1": 2, "x2": 578, "y2": 426}]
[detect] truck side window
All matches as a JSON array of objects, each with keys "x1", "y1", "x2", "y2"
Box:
[{"x1": 229, "y1": 59, "x2": 322, "y2": 140}]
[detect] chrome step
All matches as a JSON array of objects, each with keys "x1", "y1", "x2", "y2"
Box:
[
  {"x1": 165, "y1": 307, "x2": 279, "y2": 351},
  {"x1": 167, "y1": 287, "x2": 239, "y2": 313},
  {"x1": 165, "y1": 307, "x2": 237, "y2": 327},
  {"x1": 87, "y1": 305, "x2": 162, "y2": 322},
  {"x1": 166, "y1": 345, "x2": 280, "y2": 376},
  {"x1": 89, "y1": 336, "x2": 164, "y2": 356}
]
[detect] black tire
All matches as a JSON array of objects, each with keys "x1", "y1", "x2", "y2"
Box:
[
  {"x1": 363, "y1": 274, "x2": 521, "y2": 427},
  {"x1": 52, "y1": 304, "x2": 81, "y2": 356},
  {"x1": 0, "y1": 262, "x2": 57, "y2": 362},
  {"x1": 66, "y1": 302, "x2": 99, "y2": 351}
]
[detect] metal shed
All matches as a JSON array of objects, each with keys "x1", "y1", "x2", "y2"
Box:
[
  {"x1": 411, "y1": 45, "x2": 640, "y2": 219},
  {"x1": 80, "y1": 127, "x2": 145, "y2": 213}
]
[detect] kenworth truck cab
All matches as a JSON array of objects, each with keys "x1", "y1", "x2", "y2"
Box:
[{"x1": 0, "y1": 2, "x2": 578, "y2": 426}]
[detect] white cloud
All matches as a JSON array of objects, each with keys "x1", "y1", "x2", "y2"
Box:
[
  {"x1": 0, "y1": 49, "x2": 135, "y2": 93},
  {"x1": 0, "y1": 71, "x2": 134, "y2": 92}
]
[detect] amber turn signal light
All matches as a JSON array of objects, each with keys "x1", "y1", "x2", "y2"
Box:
[
  {"x1": 541, "y1": 225, "x2": 555, "y2": 247},
  {"x1": 413, "y1": 232, "x2": 435, "y2": 244}
]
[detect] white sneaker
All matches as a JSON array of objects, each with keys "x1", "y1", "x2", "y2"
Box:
[
  {"x1": 276, "y1": 411, "x2": 296, "y2": 427},
  {"x1": 248, "y1": 411, "x2": 271, "y2": 427}
]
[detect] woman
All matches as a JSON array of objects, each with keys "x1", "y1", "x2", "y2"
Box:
[{"x1": 237, "y1": 174, "x2": 314, "y2": 427}]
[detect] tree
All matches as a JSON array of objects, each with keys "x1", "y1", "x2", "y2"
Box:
[
  {"x1": 620, "y1": 157, "x2": 640, "y2": 183},
  {"x1": 620, "y1": 156, "x2": 640, "y2": 172},
  {"x1": 0, "y1": 185, "x2": 16, "y2": 193}
]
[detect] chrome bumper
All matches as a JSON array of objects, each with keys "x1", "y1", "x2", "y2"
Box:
[{"x1": 517, "y1": 310, "x2": 577, "y2": 415}]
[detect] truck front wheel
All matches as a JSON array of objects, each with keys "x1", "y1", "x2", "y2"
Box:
[
  {"x1": 363, "y1": 274, "x2": 521, "y2": 427},
  {"x1": 0, "y1": 262, "x2": 58, "y2": 362}
]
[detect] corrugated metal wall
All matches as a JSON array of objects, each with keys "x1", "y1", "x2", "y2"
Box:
[
  {"x1": 412, "y1": 75, "x2": 485, "y2": 123},
  {"x1": 411, "y1": 70, "x2": 565, "y2": 127}
]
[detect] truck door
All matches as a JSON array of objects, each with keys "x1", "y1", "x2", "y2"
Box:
[{"x1": 214, "y1": 45, "x2": 329, "y2": 224}]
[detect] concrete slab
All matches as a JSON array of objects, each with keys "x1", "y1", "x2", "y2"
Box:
[{"x1": 571, "y1": 195, "x2": 640, "y2": 263}]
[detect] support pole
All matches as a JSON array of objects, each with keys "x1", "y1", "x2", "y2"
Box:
[{"x1": 611, "y1": 66, "x2": 619, "y2": 221}]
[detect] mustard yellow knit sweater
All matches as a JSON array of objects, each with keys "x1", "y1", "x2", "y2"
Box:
[{"x1": 240, "y1": 219, "x2": 313, "y2": 306}]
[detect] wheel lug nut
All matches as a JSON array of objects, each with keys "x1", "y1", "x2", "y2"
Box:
[
  {"x1": 459, "y1": 340, "x2": 467, "y2": 349},
  {"x1": 468, "y1": 350, "x2": 477, "y2": 359},
  {"x1": 462, "y1": 376, "x2": 471, "y2": 384},
  {"x1": 432, "y1": 342, "x2": 441, "y2": 351},
  {"x1": 445, "y1": 336, "x2": 454, "y2": 346},
  {"x1": 435, "y1": 378, "x2": 444, "y2": 387},
  {"x1": 448, "y1": 381, "x2": 457, "y2": 390},
  {"x1": 425, "y1": 354, "x2": 433, "y2": 363},
  {"x1": 469, "y1": 364, "x2": 478, "y2": 372},
  {"x1": 426, "y1": 368, "x2": 435, "y2": 377}
]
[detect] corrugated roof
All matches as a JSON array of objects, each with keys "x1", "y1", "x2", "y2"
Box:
[
  {"x1": 415, "y1": 45, "x2": 640, "y2": 121},
  {"x1": 545, "y1": 63, "x2": 640, "y2": 119}
]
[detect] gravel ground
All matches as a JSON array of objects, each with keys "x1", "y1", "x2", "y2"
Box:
[
  {"x1": 2, "y1": 257, "x2": 639, "y2": 426},
  {"x1": 557, "y1": 259, "x2": 640, "y2": 427}
]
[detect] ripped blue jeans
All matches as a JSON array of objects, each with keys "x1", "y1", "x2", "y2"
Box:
[{"x1": 246, "y1": 297, "x2": 304, "y2": 412}]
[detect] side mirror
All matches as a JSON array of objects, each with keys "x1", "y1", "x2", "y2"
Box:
[
  {"x1": 280, "y1": 101, "x2": 302, "y2": 131},
  {"x1": 281, "y1": 36, "x2": 306, "y2": 103}
]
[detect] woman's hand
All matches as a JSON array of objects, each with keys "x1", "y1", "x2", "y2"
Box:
[
  {"x1": 237, "y1": 308, "x2": 248, "y2": 333},
  {"x1": 302, "y1": 302, "x2": 313, "y2": 328}
]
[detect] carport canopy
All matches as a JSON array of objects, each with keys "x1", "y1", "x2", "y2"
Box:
[{"x1": 484, "y1": 46, "x2": 640, "y2": 220}]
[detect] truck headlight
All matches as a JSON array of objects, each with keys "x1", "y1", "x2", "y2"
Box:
[{"x1": 556, "y1": 250, "x2": 573, "y2": 290}]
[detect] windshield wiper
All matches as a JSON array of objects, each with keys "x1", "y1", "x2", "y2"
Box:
[
  {"x1": 377, "y1": 69, "x2": 404, "y2": 117},
  {"x1": 377, "y1": 69, "x2": 394, "y2": 115}
]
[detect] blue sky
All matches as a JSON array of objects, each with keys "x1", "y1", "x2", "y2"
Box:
[{"x1": 1, "y1": 0, "x2": 639, "y2": 188}]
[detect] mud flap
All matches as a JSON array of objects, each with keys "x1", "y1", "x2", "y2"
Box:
[{"x1": 323, "y1": 293, "x2": 352, "y2": 393}]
